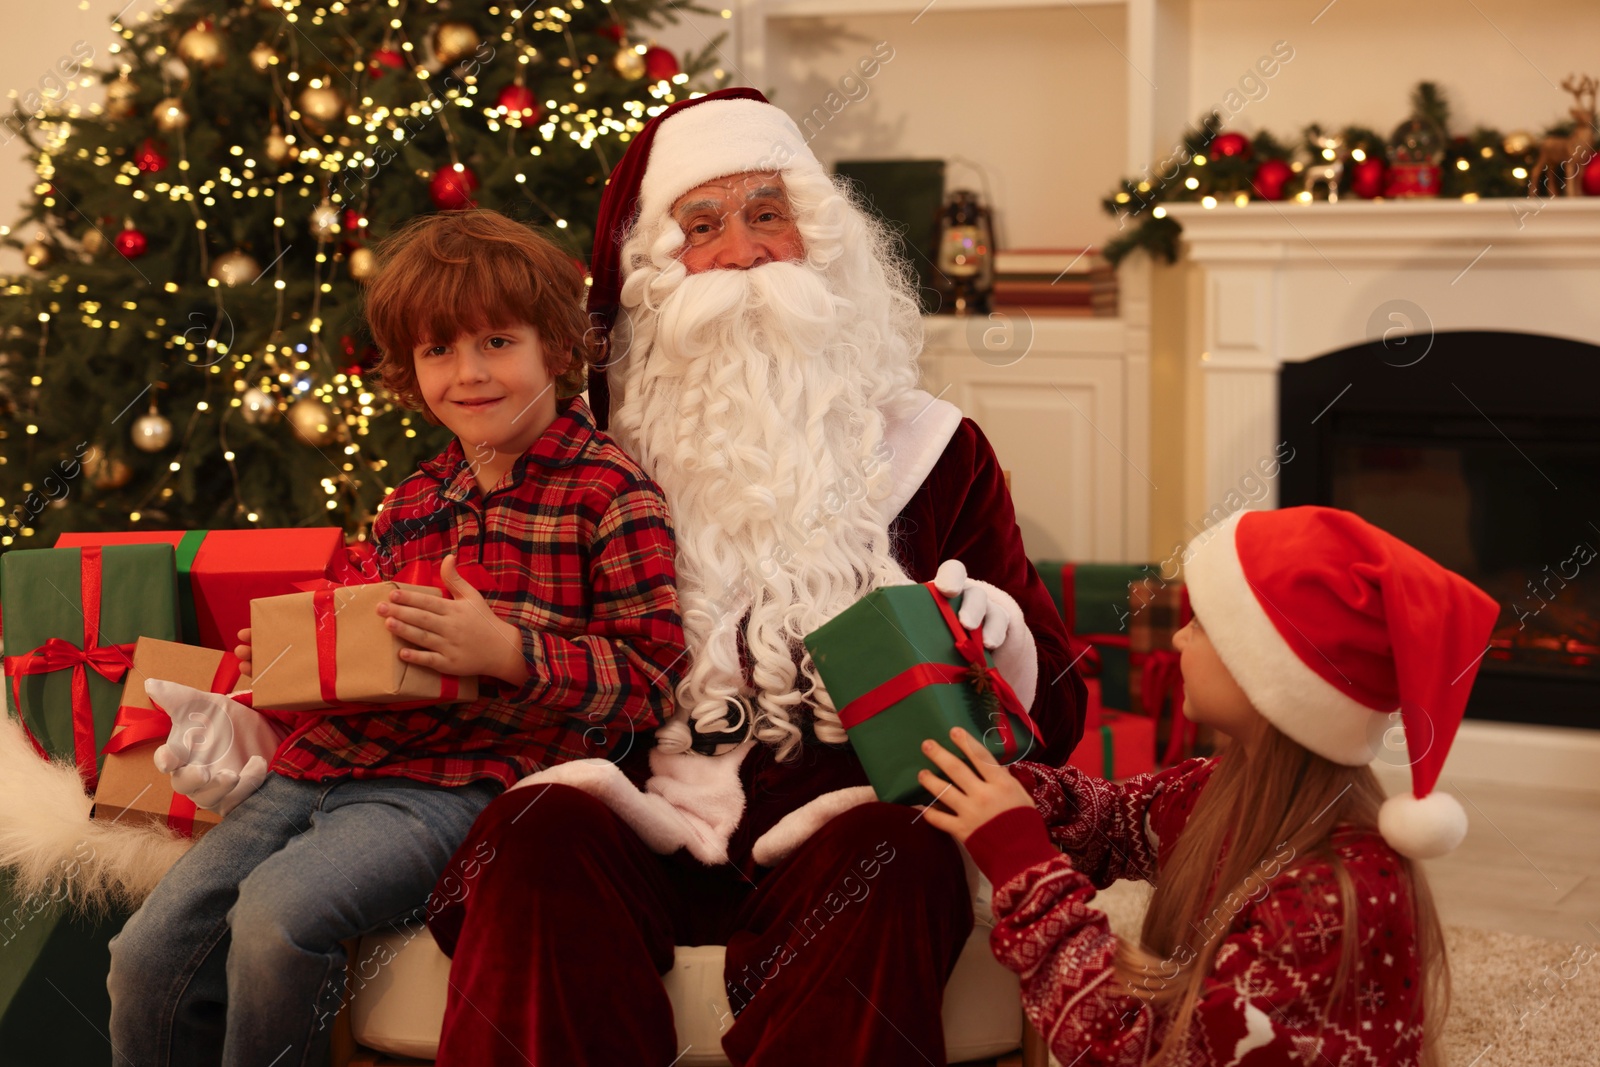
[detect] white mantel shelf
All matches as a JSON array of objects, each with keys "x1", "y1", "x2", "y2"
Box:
[{"x1": 1166, "y1": 198, "x2": 1600, "y2": 267}]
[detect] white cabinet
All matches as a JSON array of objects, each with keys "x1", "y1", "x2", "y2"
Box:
[{"x1": 917, "y1": 295, "x2": 1152, "y2": 562}]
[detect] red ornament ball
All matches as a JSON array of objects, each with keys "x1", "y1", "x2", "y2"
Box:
[
  {"x1": 114, "y1": 227, "x2": 148, "y2": 258},
  {"x1": 1212, "y1": 132, "x2": 1251, "y2": 160},
  {"x1": 1582, "y1": 153, "x2": 1600, "y2": 197},
  {"x1": 429, "y1": 164, "x2": 479, "y2": 211},
  {"x1": 369, "y1": 47, "x2": 406, "y2": 78},
  {"x1": 495, "y1": 84, "x2": 540, "y2": 121},
  {"x1": 1350, "y1": 156, "x2": 1387, "y2": 199},
  {"x1": 1249, "y1": 158, "x2": 1294, "y2": 201},
  {"x1": 134, "y1": 138, "x2": 168, "y2": 173},
  {"x1": 644, "y1": 47, "x2": 680, "y2": 82},
  {"x1": 597, "y1": 22, "x2": 625, "y2": 43}
]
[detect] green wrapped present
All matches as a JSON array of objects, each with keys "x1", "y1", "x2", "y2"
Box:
[
  {"x1": 1034, "y1": 562, "x2": 1158, "y2": 713},
  {"x1": 804, "y1": 581, "x2": 1042, "y2": 805},
  {"x1": 2, "y1": 543, "x2": 179, "y2": 792}
]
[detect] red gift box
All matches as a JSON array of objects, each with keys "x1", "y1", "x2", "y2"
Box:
[
  {"x1": 1066, "y1": 710, "x2": 1156, "y2": 781},
  {"x1": 56, "y1": 529, "x2": 346, "y2": 651}
]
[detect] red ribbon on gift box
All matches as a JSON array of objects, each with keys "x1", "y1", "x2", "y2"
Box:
[
  {"x1": 836, "y1": 581, "x2": 1042, "y2": 761},
  {"x1": 3, "y1": 547, "x2": 136, "y2": 792},
  {"x1": 101, "y1": 651, "x2": 243, "y2": 837},
  {"x1": 288, "y1": 556, "x2": 487, "y2": 713}
]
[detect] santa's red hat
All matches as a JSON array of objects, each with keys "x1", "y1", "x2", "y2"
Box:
[
  {"x1": 1182, "y1": 506, "x2": 1501, "y2": 859},
  {"x1": 585, "y1": 88, "x2": 825, "y2": 429}
]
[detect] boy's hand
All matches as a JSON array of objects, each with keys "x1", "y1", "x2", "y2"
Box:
[
  {"x1": 234, "y1": 627, "x2": 253, "y2": 678},
  {"x1": 916, "y1": 727, "x2": 1035, "y2": 845},
  {"x1": 375, "y1": 554, "x2": 531, "y2": 686}
]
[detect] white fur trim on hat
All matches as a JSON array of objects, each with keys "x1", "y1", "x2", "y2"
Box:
[
  {"x1": 636, "y1": 99, "x2": 826, "y2": 232},
  {"x1": 1182, "y1": 510, "x2": 1383, "y2": 766},
  {"x1": 1378, "y1": 790, "x2": 1468, "y2": 859}
]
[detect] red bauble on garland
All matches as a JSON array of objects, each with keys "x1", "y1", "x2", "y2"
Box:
[
  {"x1": 429, "y1": 164, "x2": 479, "y2": 210},
  {"x1": 134, "y1": 138, "x2": 168, "y2": 173},
  {"x1": 1582, "y1": 153, "x2": 1600, "y2": 197},
  {"x1": 644, "y1": 47, "x2": 680, "y2": 82},
  {"x1": 1350, "y1": 156, "x2": 1387, "y2": 198},
  {"x1": 1211, "y1": 132, "x2": 1251, "y2": 160},
  {"x1": 369, "y1": 47, "x2": 406, "y2": 78},
  {"x1": 114, "y1": 225, "x2": 148, "y2": 258},
  {"x1": 495, "y1": 84, "x2": 540, "y2": 120},
  {"x1": 1250, "y1": 158, "x2": 1294, "y2": 201}
]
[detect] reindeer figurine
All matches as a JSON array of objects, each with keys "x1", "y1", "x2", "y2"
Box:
[
  {"x1": 1529, "y1": 74, "x2": 1598, "y2": 198},
  {"x1": 1303, "y1": 125, "x2": 1347, "y2": 203}
]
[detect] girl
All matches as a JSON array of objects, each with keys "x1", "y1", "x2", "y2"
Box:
[{"x1": 921, "y1": 506, "x2": 1500, "y2": 1066}]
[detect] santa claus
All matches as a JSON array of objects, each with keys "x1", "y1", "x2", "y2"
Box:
[{"x1": 426, "y1": 88, "x2": 1087, "y2": 1066}]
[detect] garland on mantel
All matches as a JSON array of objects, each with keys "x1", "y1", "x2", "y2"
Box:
[{"x1": 1102, "y1": 81, "x2": 1600, "y2": 266}]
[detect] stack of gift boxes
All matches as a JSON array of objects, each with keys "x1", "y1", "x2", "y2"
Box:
[
  {"x1": 1034, "y1": 562, "x2": 1201, "y2": 780},
  {"x1": 1, "y1": 529, "x2": 474, "y2": 840}
]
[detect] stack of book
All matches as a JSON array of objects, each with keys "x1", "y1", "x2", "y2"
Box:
[{"x1": 990, "y1": 248, "x2": 1118, "y2": 317}]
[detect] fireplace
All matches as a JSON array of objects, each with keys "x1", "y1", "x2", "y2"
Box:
[{"x1": 1279, "y1": 331, "x2": 1600, "y2": 730}]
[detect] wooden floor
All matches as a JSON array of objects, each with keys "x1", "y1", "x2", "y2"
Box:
[{"x1": 1370, "y1": 766, "x2": 1600, "y2": 944}]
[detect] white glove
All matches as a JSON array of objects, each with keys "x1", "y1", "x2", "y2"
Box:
[
  {"x1": 148, "y1": 679, "x2": 289, "y2": 817},
  {"x1": 931, "y1": 559, "x2": 1039, "y2": 709}
]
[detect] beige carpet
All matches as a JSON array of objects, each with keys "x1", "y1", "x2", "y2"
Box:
[{"x1": 1085, "y1": 881, "x2": 1600, "y2": 1066}]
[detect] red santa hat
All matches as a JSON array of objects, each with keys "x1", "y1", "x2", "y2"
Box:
[
  {"x1": 1182, "y1": 506, "x2": 1502, "y2": 859},
  {"x1": 585, "y1": 87, "x2": 826, "y2": 429}
]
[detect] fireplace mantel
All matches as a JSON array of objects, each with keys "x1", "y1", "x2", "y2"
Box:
[{"x1": 1163, "y1": 198, "x2": 1600, "y2": 514}]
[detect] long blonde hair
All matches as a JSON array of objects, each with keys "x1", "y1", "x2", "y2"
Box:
[{"x1": 1112, "y1": 726, "x2": 1450, "y2": 1065}]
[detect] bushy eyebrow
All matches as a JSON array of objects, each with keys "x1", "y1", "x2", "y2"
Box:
[{"x1": 674, "y1": 186, "x2": 790, "y2": 219}]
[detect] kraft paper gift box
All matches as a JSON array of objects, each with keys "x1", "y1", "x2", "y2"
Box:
[
  {"x1": 1, "y1": 543, "x2": 178, "y2": 792},
  {"x1": 804, "y1": 581, "x2": 1042, "y2": 806},
  {"x1": 56, "y1": 528, "x2": 346, "y2": 651},
  {"x1": 250, "y1": 582, "x2": 478, "y2": 713},
  {"x1": 90, "y1": 637, "x2": 245, "y2": 838}
]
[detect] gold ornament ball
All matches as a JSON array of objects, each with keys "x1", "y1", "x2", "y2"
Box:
[
  {"x1": 241, "y1": 387, "x2": 279, "y2": 424},
  {"x1": 249, "y1": 42, "x2": 277, "y2": 73},
  {"x1": 105, "y1": 75, "x2": 139, "y2": 119},
  {"x1": 1502, "y1": 130, "x2": 1534, "y2": 156},
  {"x1": 153, "y1": 96, "x2": 190, "y2": 132},
  {"x1": 211, "y1": 249, "x2": 262, "y2": 287},
  {"x1": 310, "y1": 198, "x2": 340, "y2": 240},
  {"x1": 288, "y1": 397, "x2": 337, "y2": 446},
  {"x1": 132, "y1": 412, "x2": 173, "y2": 452},
  {"x1": 178, "y1": 24, "x2": 225, "y2": 68},
  {"x1": 85, "y1": 448, "x2": 133, "y2": 490},
  {"x1": 348, "y1": 246, "x2": 376, "y2": 281},
  {"x1": 613, "y1": 46, "x2": 646, "y2": 81},
  {"x1": 24, "y1": 238, "x2": 51, "y2": 269},
  {"x1": 297, "y1": 85, "x2": 344, "y2": 127},
  {"x1": 265, "y1": 127, "x2": 295, "y2": 164},
  {"x1": 81, "y1": 227, "x2": 107, "y2": 256},
  {"x1": 432, "y1": 21, "x2": 481, "y2": 66}
]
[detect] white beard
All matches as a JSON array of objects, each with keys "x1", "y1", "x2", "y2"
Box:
[{"x1": 609, "y1": 261, "x2": 913, "y2": 760}]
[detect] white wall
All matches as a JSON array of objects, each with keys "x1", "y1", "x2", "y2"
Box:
[
  {"x1": 1184, "y1": 0, "x2": 1600, "y2": 146},
  {"x1": 760, "y1": 5, "x2": 1130, "y2": 252}
]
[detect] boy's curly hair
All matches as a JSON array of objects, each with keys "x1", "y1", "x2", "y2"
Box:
[{"x1": 362, "y1": 209, "x2": 593, "y2": 423}]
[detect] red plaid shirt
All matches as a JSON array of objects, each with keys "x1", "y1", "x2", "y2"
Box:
[{"x1": 269, "y1": 396, "x2": 685, "y2": 789}]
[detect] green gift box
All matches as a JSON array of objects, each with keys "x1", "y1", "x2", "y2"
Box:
[
  {"x1": 1, "y1": 544, "x2": 179, "y2": 792},
  {"x1": 804, "y1": 582, "x2": 1041, "y2": 805},
  {"x1": 1034, "y1": 562, "x2": 1160, "y2": 712}
]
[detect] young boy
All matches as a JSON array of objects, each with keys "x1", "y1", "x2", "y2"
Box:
[{"x1": 107, "y1": 210, "x2": 686, "y2": 1067}]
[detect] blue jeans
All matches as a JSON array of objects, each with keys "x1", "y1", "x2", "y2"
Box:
[{"x1": 107, "y1": 772, "x2": 498, "y2": 1067}]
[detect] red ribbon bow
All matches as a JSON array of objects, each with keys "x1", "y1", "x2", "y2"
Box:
[
  {"x1": 837, "y1": 582, "x2": 1043, "y2": 762},
  {"x1": 4, "y1": 547, "x2": 135, "y2": 793}
]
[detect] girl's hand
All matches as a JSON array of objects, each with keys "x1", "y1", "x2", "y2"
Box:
[
  {"x1": 375, "y1": 554, "x2": 531, "y2": 686},
  {"x1": 234, "y1": 627, "x2": 253, "y2": 678},
  {"x1": 917, "y1": 726, "x2": 1036, "y2": 845}
]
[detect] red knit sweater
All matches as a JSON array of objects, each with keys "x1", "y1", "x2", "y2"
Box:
[{"x1": 963, "y1": 758, "x2": 1427, "y2": 1066}]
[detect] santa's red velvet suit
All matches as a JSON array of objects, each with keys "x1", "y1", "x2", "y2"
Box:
[{"x1": 426, "y1": 89, "x2": 1087, "y2": 1067}]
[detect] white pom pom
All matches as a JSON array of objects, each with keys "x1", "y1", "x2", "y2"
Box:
[{"x1": 1378, "y1": 791, "x2": 1468, "y2": 859}]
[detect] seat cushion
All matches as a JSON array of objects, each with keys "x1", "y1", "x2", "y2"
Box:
[{"x1": 349, "y1": 927, "x2": 1021, "y2": 1064}]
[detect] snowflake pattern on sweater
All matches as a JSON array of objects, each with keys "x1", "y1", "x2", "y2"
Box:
[{"x1": 972, "y1": 758, "x2": 1425, "y2": 1066}]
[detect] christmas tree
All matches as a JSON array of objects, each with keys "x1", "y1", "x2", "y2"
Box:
[{"x1": 0, "y1": 0, "x2": 721, "y2": 548}]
